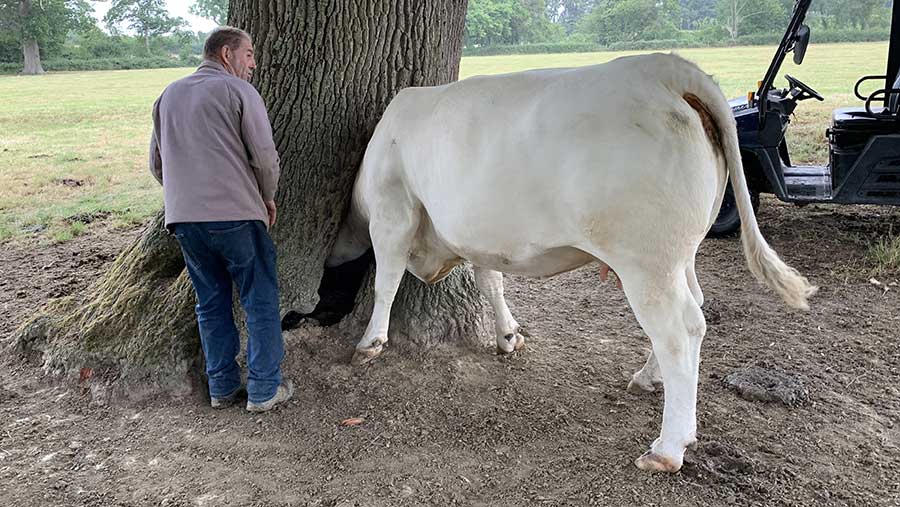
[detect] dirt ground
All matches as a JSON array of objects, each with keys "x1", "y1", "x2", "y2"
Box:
[{"x1": 1, "y1": 199, "x2": 899, "y2": 507}]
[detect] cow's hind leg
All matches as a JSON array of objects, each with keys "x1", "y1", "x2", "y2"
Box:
[
  {"x1": 620, "y1": 265, "x2": 706, "y2": 473},
  {"x1": 350, "y1": 209, "x2": 418, "y2": 366},
  {"x1": 627, "y1": 259, "x2": 703, "y2": 395},
  {"x1": 473, "y1": 267, "x2": 524, "y2": 353},
  {"x1": 627, "y1": 350, "x2": 663, "y2": 394},
  {"x1": 686, "y1": 257, "x2": 704, "y2": 306}
]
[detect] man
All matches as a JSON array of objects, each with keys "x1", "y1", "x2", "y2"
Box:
[{"x1": 149, "y1": 26, "x2": 292, "y2": 413}]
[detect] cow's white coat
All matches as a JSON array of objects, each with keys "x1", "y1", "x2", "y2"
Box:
[{"x1": 327, "y1": 53, "x2": 817, "y2": 472}]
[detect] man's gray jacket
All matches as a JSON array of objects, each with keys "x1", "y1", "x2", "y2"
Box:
[{"x1": 149, "y1": 59, "x2": 280, "y2": 227}]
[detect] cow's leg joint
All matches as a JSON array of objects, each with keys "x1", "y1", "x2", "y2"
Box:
[
  {"x1": 627, "y1": 350, "x2": 663, "y2": 394},
  {"x1": 474, "y1": 267, "x2": 525, "y2": 355},
  {"x1": 352, "y1": 205, "x2": 418, "y2": 366}
]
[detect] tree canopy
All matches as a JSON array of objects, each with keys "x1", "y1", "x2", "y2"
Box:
[
  {"x1": 1, "y1": 0, "x2": 895, "y2": 72},
  {"x1": 189, "y1": 0, "x2": 227, "y2": 25},
  {"x1": 104, "y1": 0, "x2": 188, "y2": 52}
]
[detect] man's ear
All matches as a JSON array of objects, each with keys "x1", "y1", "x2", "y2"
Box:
[{"x1": 219, "y1": 45, "x2": 231, "y2": 63}]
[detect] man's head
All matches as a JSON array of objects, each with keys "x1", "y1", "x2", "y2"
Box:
[{"x1": 203, "y1": 26, "x2": 256, "y2": 81}]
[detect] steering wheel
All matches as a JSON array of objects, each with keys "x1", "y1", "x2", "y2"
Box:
[{"x1": 785, "y1": 74, "x2": 824, "y2": 101}]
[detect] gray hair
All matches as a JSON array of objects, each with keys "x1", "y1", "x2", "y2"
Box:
[{"x1": 203, "y1": 26, "x2": 251, "y2": 60}]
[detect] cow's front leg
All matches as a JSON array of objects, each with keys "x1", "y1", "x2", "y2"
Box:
[
  {"x1": 473, "y1": 267, "x2": 524, "y2": 354},
  {"x1": 351, "y1": 213, "x2": 417, "y2": 366}
]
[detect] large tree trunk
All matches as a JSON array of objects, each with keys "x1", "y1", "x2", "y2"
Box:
[
  {"x1": 233, "y1": 0, "x2": 486, "y2": 349},
  {"x1": 9, "y1": 1, "x2": 487, "y2": 398},
  {"x1": 19, "y1": 0, "x2": 44, "y2": 75},
  {"x1": 22, "y1": 38, "x2": 44, "y2": 75}
]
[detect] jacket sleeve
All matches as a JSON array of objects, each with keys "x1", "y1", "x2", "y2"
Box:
[
  {"x1": 239, "y1": 86, "x2": 281, "y2": 201},
  {"x1": 148, "y1": 97, "x2": 163, "y2": 186}
]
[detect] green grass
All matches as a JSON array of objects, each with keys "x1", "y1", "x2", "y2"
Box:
[
  {"x1": 51, "y1": 221, "x2": 87, "y2": 243},
  {"x1": 0, "y1": 42, "x2": 891, "y2": 242},
  {"x1": 869, "y1": 226, "x2": 900, "y2": 276},
  {"x1": 0, "y1": 67, "x2": 189, "y2": 242}
]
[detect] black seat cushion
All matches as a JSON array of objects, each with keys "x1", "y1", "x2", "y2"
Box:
[
  {"x1": 832, "y1": 106, "x2": 900, "y2": 150},
  {"x1": 833, "y1": 106, "x2": 890, "y2": 128}
]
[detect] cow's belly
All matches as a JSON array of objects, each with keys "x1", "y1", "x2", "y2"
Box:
[{"x1": 455, "y1": 245, "x2": 596, "y2": 278}]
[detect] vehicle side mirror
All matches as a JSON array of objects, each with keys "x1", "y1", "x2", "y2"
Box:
[{"x1": 793, "y1": 25, "x2": 810, "y2": 65}]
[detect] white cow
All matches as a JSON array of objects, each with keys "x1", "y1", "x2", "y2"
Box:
[{"x1": 327, "y1": 53, "x2": 817, "y2": 472}]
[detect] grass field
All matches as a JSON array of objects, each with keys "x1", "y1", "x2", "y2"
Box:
[{"x1": 0, "y1": 42, "x2": 891, "y2": 242}]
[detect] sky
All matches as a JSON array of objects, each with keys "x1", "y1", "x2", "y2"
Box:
[{"x1": 90, "y1": 0, "x2": 220, "y2": 33}]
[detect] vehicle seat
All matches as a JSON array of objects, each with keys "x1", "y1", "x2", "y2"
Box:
[
  {"x1": 831, "y1": 69, "x2": 900, "y2": 149},
  {"x1": 832, "y1": 69, "x2": 900, "y2": 128}
]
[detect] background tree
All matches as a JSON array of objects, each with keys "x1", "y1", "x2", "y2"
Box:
[
  {"x1": 189, "y1": 0, "x2": 227, "y2": 26},
  {"x1": 579, "y1": 0, "x2": 681, "y2": 44},
  {"x1": 716, "y1": 0, "x2": 785, "y2": 41},
  {"x1": 546, "y1": 0, "x2": 598, "y2": 34},
  {"x1": 679, "y1": 0, "x2": 717, "y2": 29},
  {"x1": 465, "y1": 0, "x2": 562, "y2": 46},
  {"x1": 834, "y1": 0, "x2": 888, "y2": 30},
  {"x1": 0, "y1": 0, "x2": 92, "y2": 74},
  {"x1": 466, "y1": 0, "x2": 527, "y2": 46},
  {"x1": 104, "y1": 0, "x2": 187, "y2": 54},
  {"x1": 11, "y1": 0, "x2": 488, "y2": 396},
  {"x1": 516, "y1": 0, "x2": 565, "y2": 43}
]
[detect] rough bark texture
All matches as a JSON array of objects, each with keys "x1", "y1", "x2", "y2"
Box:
[
  {"x1": 20, "y1": 0, "x2": 44, "y2": 76},
  {"x1": 232, "y1": 0, "x2": 488, "y2": 346},
  {"x1": 11, "y1": 213, "x2": 201, "y2": 399},
  {"x1": 234, "y1": 0, "x2": 469, "y2": 308},
  {"x1": 22, "y1": 38, "x2": 44, "y2": 75},
  {"x1": 8, "y1": 0, "x2": 487, "y2": 396}
]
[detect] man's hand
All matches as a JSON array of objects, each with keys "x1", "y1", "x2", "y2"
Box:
[{"x1": 265, "y1": 200, "x2": 277, "y2": 227}]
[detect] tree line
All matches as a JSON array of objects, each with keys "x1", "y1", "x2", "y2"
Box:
[
  {"x1": 0, "y1": 0, "x2": 894, "y2": 74},
  {"x1": 466, "y1": 0, "x2": 892, "y2": 46},
  {"x1": 1, "y1": 0, "x2": 207, "y2": 74}
]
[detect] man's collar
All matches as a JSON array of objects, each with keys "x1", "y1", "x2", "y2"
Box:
[{"x1": 198, "y1": 59, "x2": 227, "y2": 73}]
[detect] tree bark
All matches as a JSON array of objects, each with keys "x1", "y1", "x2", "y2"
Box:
[
  {"x1": 22, "y1": 38, "x2": 44, "y2": 75},
  {"x1": 19, "y1": 0, "x2": 44, "y2": 75},
  {"x1": 12, "y1": 213, "x2": 201, "y2": 399},
  {"x1": 9, "y1": 0, "x2": 487, "y2": 397},
  {"x1": 232, "y1": 0, "x2": 486, "y2": 348}
]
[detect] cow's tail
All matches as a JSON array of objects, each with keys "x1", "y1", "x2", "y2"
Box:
[
  {"x1": 674, "y1": 55, "x2": 817, "y2": 310},
  {"x1": 325, "y1": 179, "x2": 372, "y2": 268}
]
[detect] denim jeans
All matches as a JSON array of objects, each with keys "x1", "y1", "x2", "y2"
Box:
[{"x1": 172, "y1": 220, "x2": 283, "y2": 403}]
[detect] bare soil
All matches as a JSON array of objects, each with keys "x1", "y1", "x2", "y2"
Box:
[{"x1": 2, "y1": 200, "x2": 899, "y2": 507}]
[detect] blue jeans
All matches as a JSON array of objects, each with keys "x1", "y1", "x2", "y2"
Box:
[{"x1": 172, "y1": 220, "x2": 284, "y2": 403}]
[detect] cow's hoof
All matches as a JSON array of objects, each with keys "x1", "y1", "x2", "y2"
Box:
[
  {"x1": 634, "y1": 451, "x2": 682, "y2": 473},
  {"x1": 626, "y1": 378, "x2": 661, "y2": 395},
  {"x1": 351, "y1": 338, "x2": 386, "y2": 366},
  {"x1": 496, "y1": 333, "x2": 525, "y2": 354},
  {"x1": 351, "y1": 346, "x2": 382, "y2": 366}
]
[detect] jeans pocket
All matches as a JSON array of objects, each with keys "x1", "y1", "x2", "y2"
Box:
[
  {"x1": 208, "y1": 222, "x2": 252, "y2": 235},
  {"x1": 210, "y1": 222, "x2": 256, "y2": 268}
]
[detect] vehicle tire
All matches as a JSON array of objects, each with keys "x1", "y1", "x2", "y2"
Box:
[{"x1": 706, "y1": 183, "x2": 761, "y2": 238}]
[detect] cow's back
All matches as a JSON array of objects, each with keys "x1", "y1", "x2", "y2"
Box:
[{"x1": 358, "y1": 53, "x2": 724, "y2": 267}]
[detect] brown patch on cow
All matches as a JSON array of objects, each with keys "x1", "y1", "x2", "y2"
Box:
[
  {"x1": 683, "y1": 93, "x2": 723, "y2": 156},
  {"x1": 424, "y1": 260, "x2": 462, "y2": 285},
  {"x1": 665, "y1": 111, "x2": 693, "y2": 133}
]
